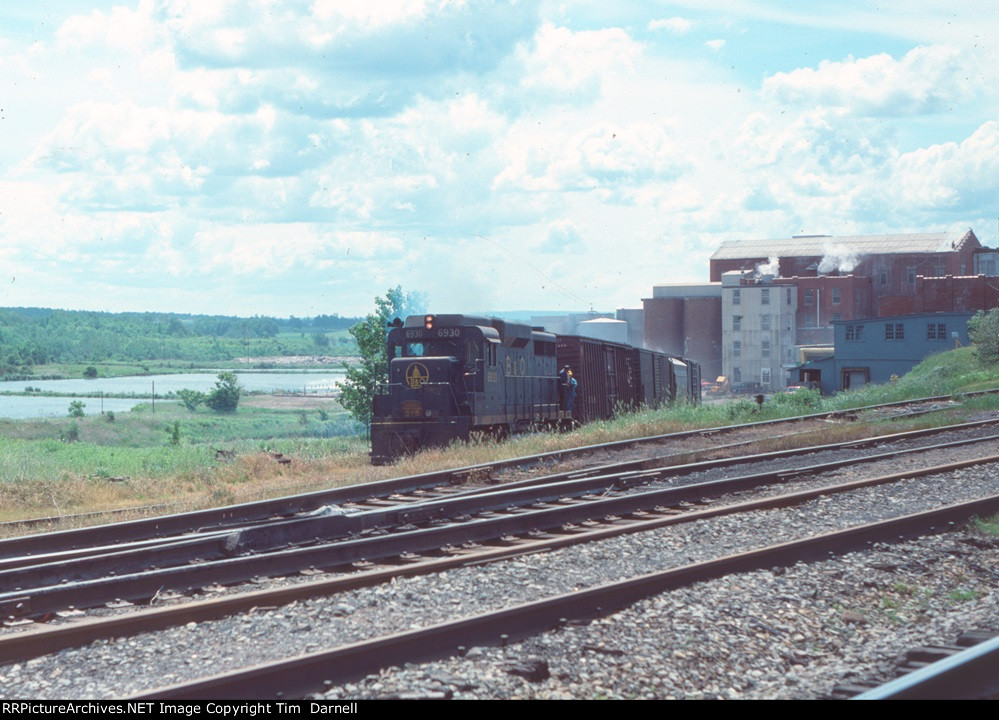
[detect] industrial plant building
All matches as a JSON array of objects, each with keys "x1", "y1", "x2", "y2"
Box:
[{"x1": 645, "y1": 228, "x2": 994, "y2": 393}]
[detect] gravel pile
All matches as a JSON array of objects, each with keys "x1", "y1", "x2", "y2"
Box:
[{"x1": 2, "y1": 456, "x2": 997, "y2": 699}]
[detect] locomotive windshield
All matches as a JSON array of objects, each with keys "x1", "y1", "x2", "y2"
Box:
[{"x1": 391, "y1": 339, "x2": 461, "y2": 359}]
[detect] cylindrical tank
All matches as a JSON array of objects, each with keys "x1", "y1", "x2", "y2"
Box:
[
  {"x1": 643, "y1": 297, "x2": 685, "y2": 355},
  {"x1": 576, "y1": 318, "x2": 629, "y2": 344}
]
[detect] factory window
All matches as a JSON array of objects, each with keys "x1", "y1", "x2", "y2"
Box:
[
  {"x1": 885, "y1": 323, "x2": 905, "y2": 341},
  {"x1": 761, "y1": 338, "x2": 770, "y2": 357},
  {"x1": 733, "y1": 367, "x2": 742, "y2": 383},
  {"x1": 906, "y1": 267, "x2": 916, "y2": 286},
  {"x1": 786, "y1": 288, "x2": 792, "y2": 305},
  {"x1": 804, "y1": 288, "x2": 814, "y2": 306},
  {"x1": 761, "y1": 288, "x2": 770, "y2": 305},
  {"x1": 831, "y1": 287, "x2": 841, "y2": 305},
  {"x1": 761, "y1": 314, "x2": 771, "y2": 331},
  {"x1": 846, "y1": 323, "x2": 865, "y2": 342},
  {"x1": 733, "y1": 315, "x2": 742, "y2": 331},
  {"x1": 879, "y1": 269, "x2": 888, "y2": 286},
  {"x1": 732, "y1": 289, "x2": 741, "y2": 305},
  {"x1": 733, "y1": 340, "x2": 741, "y2": 358},
  {"x1": 832, "y1": 313, "x2": 841, "y2": 322},
  {"x1": 927, "y1": 323, "x2": 947, "y2": 340},
  {"x1": 761, "y1": 368, "x2": 771, "y2": 386},
  {"x1": 934, "y1": 264, "x2": 946, "y2": 277}
]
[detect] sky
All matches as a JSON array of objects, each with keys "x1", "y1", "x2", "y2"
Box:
[{"x1": 1, "y1": 1, "x2": 997, "y2": 318}]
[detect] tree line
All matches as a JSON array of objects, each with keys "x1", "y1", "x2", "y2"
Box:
[{"x1": 0, "y1": 307, "x2": 362, "y2": 371}]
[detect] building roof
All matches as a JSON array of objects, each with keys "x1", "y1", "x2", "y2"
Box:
[{"x1": 710, "y1": 230, "x2": 977, "y2": 260}]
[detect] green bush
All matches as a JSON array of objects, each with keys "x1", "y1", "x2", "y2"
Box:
[
  {"x1": 68, "y1": 400, "x2": 86, "y2": 418},
  {"x1": 177, "y1": 388, "x2": 207, "y2": 412},
  {"x1": 969, "y1": 309, "x2": 999, "y2": 365},
  {"x1": 167, "y1": 420, "x2": 181, "y2": 446},
  {"x1": 62, "y1": 422, "x2": 80, "y2": 443},
  {"x1": 204, "y1": 372, "x2": 243, "y2": 413}
]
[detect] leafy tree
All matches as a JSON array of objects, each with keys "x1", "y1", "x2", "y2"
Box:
[
  {"x1": 177, "y1": 388, "x2": 207, "y2": 412},
  {"x1": 83, "y1": 366, "x2": 98, "y2": 379},
  {"x1": 204, "y1": 372, "x2": 243, "y2": 412},
  {"x1": 337, "y1": 286, "x2": 426, "y2": 425},
  {"x1": 68, "y1": 400, "x2": 86, "y2": 418},
  {"x1": 968, "y1": 309, "x2": 999, "y2": 364}
]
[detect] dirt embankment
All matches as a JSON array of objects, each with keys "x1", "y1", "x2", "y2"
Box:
[
  {"x1": 231, "y1": 355, "x2": 360, "y2": 366},
  {"x1": 241, "y1": 394, "x2": 342, "y2": 410}
]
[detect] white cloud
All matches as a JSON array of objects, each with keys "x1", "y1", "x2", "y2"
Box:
[
  {"x1": 763, "y1": 44, "x2": 986, "y2": 116},
  {"x1": 516, "y1": 23, "x2": 640, "y2": 103},
  {"x1": 536, "y1": 219, "x2": 583, "y2": 254},
  {"x1": 888, "y1": 121, "x2": 999, "y2": 213},
  {"x1": 495, "y1": 120, "x2": 688, "y2": 194},
  {"x1": 2, "y1": 3, "x2": 998, "y2": 318},
  {"x1": 648, "y1": 17, "x2": 693, "y2": 34}
]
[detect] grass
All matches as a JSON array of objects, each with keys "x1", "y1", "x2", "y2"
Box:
[
  {"x1": 3, "y1": 345, "x2": 999, "y2": 530},
  {"x1": 972, "y1": 512, "x2": 999, "y2": 536}
]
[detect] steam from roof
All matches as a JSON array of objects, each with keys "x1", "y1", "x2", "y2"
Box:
[
  {"x1": 818, "y1": 244, "x2": 860, "y2": 273},
  {"x1": 754, "y1": 256, "x2": 780, "y2": 276}
]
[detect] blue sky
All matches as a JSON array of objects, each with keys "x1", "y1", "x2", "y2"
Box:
[{"x1": 1, "y1": 1, "x2": 997, "y2": 317}]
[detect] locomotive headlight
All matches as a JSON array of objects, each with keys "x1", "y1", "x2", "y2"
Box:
[{"x1": 425, "y1": 314, "x2": 435, "y2": 329}]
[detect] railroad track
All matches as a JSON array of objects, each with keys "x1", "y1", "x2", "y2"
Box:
[
  {"x1": 5, "y1": 412, "x2": 999, "y2": 565},
  {"x1": 4, "y1": 418, "x2": 999, "y2": 621},
  {"x1": 3, "y1": 422, "x2": 998, "y2": 684},
  {"x1": 135, "y1": 495, "x2": 999, "y2": 699},
  {"x1": 4, "y1": 387, "x2": 995, "y2": 544},
  {"x1": 3, "y1": 394, "x2": 998, "y2": 698}
]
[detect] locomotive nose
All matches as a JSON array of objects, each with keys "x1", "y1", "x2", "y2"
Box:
[{"x1": 387, "y1": 356, "x2": 460, "y2": 419}]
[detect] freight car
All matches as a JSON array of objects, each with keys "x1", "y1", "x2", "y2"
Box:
[{"x1": 370, "y1": 314, "x2": 700, "y2": 463}]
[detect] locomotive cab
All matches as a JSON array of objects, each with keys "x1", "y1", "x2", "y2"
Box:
[{"x1": 371, "y1": 315, "x2": 499, "y2": 463}]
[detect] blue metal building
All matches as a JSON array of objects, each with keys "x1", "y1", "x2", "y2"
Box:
[{"x1": 794, "y1": 312, "x2": 972, "y2": 394}]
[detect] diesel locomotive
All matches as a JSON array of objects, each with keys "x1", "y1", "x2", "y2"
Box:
[{"x1": 369, "y1": 314, "x2": 700, "y2": 464}]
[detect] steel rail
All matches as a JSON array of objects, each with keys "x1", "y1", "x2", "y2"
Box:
[
  {"x1": 428, "y1": 415, "x2": 999, "y2": 502},
  {"x1": 4, "y1": 457, "x2": 998, "y2": 664},
  {"x1": 4, "y1": 388, "x2": 996, "y2": 558},
  {"x1": 853, "y1": 634, "x2": 999, "y2": 699},
  {"x1": 135, "y1": 493, "x2": 999, "y2": 699},
  {"x1": 6, "y1": 412, "x2": 999, "y2": 576},
  {"x1": 4, "y1": 450, "x2": 999, "y2": 621},
  {"x1": 5, "y1": 424, "x2": 999, "y2": 589}
]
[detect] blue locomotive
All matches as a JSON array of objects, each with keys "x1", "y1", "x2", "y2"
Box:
[{"x1": 370, "y1": 314, "x2": 700, "y2": 463}]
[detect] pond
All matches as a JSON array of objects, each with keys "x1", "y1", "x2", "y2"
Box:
[{"x1": 0, "y1": 371, "x2": 347, "y2": 419}]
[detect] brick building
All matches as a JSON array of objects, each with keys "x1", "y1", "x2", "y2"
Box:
[{"x1": 645, "y1": 229, "x2": 990, "y2": 392}]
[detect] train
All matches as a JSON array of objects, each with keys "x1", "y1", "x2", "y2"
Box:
[{"x1": 369, "y1": 313, "x2": 701, "y2": 463}]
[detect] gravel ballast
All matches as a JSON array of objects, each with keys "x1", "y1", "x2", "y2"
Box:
[{"x1": 2, "y1": 451, "x2": 998, "y2": 699}]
